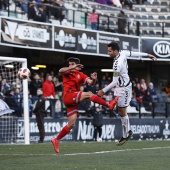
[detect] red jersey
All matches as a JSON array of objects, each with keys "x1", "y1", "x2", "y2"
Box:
[
  {"x1": 42, "y1": 80, "x2": 56, "y2": 98},
  {"x1": 62, "y1": 70, "x2": 89, "y2": 95}
]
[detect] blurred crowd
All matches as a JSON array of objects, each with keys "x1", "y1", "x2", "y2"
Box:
[
  {"x1": 0, "y1": 0, "x2": 68, "y2": 23},
  {"x1": 0, "y1": 69, "x2": 170, "y2": 118}
]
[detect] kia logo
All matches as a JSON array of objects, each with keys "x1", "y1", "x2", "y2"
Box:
[{"x1": 153, "y1": 41, "x2": 170, "y2": 58}]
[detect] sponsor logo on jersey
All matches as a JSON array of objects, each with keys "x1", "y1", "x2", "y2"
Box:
[{"x1": 153, "y1": 41, "x2": 170, "y2": 58}]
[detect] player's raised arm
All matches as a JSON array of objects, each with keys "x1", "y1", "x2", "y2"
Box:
[
  {"x1": 126, "y1": 51, "x2": 157, "y2": 61},
  {"x1": 59, "y1": 57, "x2": 83, "y2": 75},
  {"x1": 59, "y1": 64, "x2": 83, "y2": 75}
]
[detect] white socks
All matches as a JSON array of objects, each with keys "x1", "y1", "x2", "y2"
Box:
[{"x1": 121, "y1": 115, "x2": 130, "y2": 138}]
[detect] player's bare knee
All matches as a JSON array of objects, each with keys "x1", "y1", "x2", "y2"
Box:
[{"x1": 68, "y1": 123, "x2": 75, "y2": 129}]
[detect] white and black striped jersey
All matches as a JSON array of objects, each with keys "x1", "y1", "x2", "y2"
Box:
[{"x1": 103, "y1": 50, "x2": 148, "y2": 93}]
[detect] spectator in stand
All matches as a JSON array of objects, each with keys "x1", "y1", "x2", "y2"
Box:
[
  {"x1": 29, "y1": 73, "x2": 42, "y2": 103},
  {"x1": 20, "y1": 0, "x2": 29, "y2": 14},
  {"x1": 43, "y1": 0, "x2": 53, "y2": 20},
  {"x1": 0, "y1": 0, "x2": 7, "y2": 10},
  {"x1": 94, "y1": 83, "x2": 100, "y2": 94},
  {"x1": 164, "y1": 83, "x2": 170, "y2": 97},
  {"x1": 112, "y1": 0, "x2": 122, "y2": 7},
  {"x1": 51, "y1": 0, "x2": 67, "y2": 22},
  {"x1": 15, "y1": 78, "x2": 22, "y2": 90},
  {"x1": 5, "y1": 90, "x2": 21, "y2": 117},
  {"x1": 142, "y1": 91, "x2": 153, "y2": 111},
  {"x1": 132, "y1": 79, "x2": 142, "y2": 102},
  {"x1": 121, "y1": 0, "x2": 133, "y2": 10},
  {"x1": 88, "y1": 9, "x2": 98, "y2": 30},
  {"x1": 100, "y1": 75, "x2": 109, "y2": 88},
  {"x1": 28, "y1": 1, "x2": 46, "y2": 22},
  {"x1": 146, "y1": 82, "x2": 159, "y2": 102},
  {"x1": 0, "y1": 75, "x2": 2, "y2": 92},
  {"x1": 50, "y1": 71, "x2": 55, "y2": 77},
  {"x1": 93, "y1": 106, "x2": 103, "y2": 142},
  {"x1": 107, "y1": 76, "x2": 112, "y2": 84},
  {"x1": 42, "y1": 75, "x2": 56, "y2": 99},
  {"x1": 52, "y1": 77, "x2": 63, "y2": 93},
  {"x1": 95, "y1": 0, "x2": 107, "y2": 4},
  {"x1": 1, "y1": 79, "x2": 10, "y2": 95},
  {"x1": 14, "y1": 88, "x2": 23, "y2": 114},
  {"x1": 117, "y1": 9, "x2": 127, "y2": 34},
  {"x1": 138, "y1": 78, "x2": 147, "y2": 96},
  {"x1": 130, "y1": 90, "x2": 139, "y2": 111},
  {"x1": 43, "y1": 75, "x2": 56, "y2": 117}
]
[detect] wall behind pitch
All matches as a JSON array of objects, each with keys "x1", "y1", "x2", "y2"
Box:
[{"x1": 13, "y1": 118, "x2": 170, "y2": 143}]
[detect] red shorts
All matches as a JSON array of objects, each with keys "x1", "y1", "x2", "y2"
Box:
[{"x1": 63, "y1": 91, "x2": 82, "y2": 117}]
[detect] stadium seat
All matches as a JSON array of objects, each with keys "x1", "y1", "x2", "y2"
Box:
[
  {"x1": 129, "y1": 14, "x2": 135, "y2": 18},
  {"x1": 149, "y1": 30, "x2": 155, "y2": 35},
  {"x1": 135, "y1": 7, "x2": 140, "y2": 12},
  {"x1": 161, "y1": 8, "x2": 168, "y2": 12},
  {"x1": 141, "y1": 8, "x2": 147, "y2": 12},
  {"x1": 148, "y1": 16, "x2": 154, "y2": 20},
  {"x1": 153, "y1": 1, "x2": 160, "y2": 5},
  {"x1": 136, "y1": 15, "x2": 141, "y2": 19},
  {"x1": 141, "y1": 15, "x2": 147, "y2": 20},
  {"x1": 161, "y1": 2, "x2": 168, "y2": 6},
  {"x1": 142, "y1": 30, "x2": 148, "y2": 35},
  {"x1": 149, "y1": 22, "x2": 155, "y2": 27},
  {"x1": 155, "y1": 23, "x2": 161, "y2": 27},
  {"x1": 144, "y1": 1, "x2": 151, "y2": 5},
  {"x1": 155, "y1": 31, "x2": 162, "y2": 36},
  {"x1": 151, "y1": 8, "x2": 159, "y2": 12},
  {"x1": 159, "y1": 16, "x2": 166, "y2": 20},
  {"x1": 142, "y1": 22, "x2": 148, "y2": 27}
]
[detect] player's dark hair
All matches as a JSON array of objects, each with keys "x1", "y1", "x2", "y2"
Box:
[
  {"x1": 67, "y1": 57, "x2": 80, "y2": 64},
  {"x1": 107, "y1": 41, "x2": 120, "y2": 51}
]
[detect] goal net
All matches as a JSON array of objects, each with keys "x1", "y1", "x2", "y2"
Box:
[{"x1": 0, "y1": 57, "x2": 29, "y2": 144}]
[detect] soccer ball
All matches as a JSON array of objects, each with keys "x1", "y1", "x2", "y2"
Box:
[{"x1": 17, "y1": 67, "x2": 31, "y2": 79}]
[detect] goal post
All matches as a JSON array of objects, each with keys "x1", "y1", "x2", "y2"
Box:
[{"x1": 0, "y1": 56, "x2": 30, "y2": 144}]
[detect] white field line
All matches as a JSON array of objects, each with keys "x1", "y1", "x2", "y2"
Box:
[
  {"x1": 65, "y1": 146, "x2": 170, "y2": 156},
  {"x1": 0, "y1": 146, "x2": 170, "y2": 156}
]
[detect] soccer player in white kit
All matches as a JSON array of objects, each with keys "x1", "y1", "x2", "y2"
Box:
[{"x1": 97, "y1": 41, "x2": 157, "y2": 145}]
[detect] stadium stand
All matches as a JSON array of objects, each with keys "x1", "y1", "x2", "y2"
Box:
[{"x1": 1, "y1": 0, "x2": 169, "y2": 37}]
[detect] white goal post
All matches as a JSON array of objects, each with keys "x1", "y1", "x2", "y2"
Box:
[{"x1": 0, "y1": 56, "x2": 30, "y2": 144}]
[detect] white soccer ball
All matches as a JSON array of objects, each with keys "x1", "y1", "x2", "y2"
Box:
[
  {"x1": 17, "y1": 67, "x2": 31, "y2": 79},
  {"x1": 97, "y1": 138, "x2": 102, "y2": 142}
]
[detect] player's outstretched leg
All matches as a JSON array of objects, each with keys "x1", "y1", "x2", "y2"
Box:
[
  {"x1": 90, "y1": 95, "x2": 118, "y2": 110},
  {"x1": 109, "y1": 96, "x2": 118, "y2": 110}
]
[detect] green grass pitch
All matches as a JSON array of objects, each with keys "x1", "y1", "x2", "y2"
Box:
[{"x1": 0, "y1": 140, "x2": 170, "y2": 170}]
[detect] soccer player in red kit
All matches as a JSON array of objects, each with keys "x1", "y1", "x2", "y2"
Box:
[{"x1": 51, "y1": 57, "x2": 118, "y2": 153}]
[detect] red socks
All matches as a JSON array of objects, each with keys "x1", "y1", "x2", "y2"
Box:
[
  {"x1": 90, "y1": 95, "x2": 109, "y2": 107},
  {"x1": 56, "y1": 125, "x2": 70, "y2": 141}
]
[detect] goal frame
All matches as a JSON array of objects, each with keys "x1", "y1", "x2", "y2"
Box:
[{"x1": 0, "y1": 56, "x2": 30, "y2": 144}]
